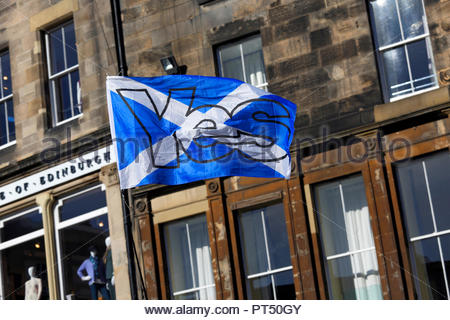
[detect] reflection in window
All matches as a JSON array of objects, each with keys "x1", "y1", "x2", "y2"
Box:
[
  {"x1": 54, "y1": 185, "x2": 112, "y2": 300},
  {"x1": 0, "y1": 208, "x2": 48, "y2": 300},
  {"x1": 369, "y1": 0, "x2": 437, "y2": 101},
  {"x1": 237, "y1": 202, "x2": 295, "y2": 299},
  {"x1": 217, "y1": 35, "x2": 268, "y2": 91},
  {"x1": 45, "y1": 20, "x2": 81, "y2": 126},
  {"x1": 395, "y1": 151, "x2": 450, "y2": 299},
  {"x1": 0, "y1": 50, "x2": 15, "y2": 147},
  {"x1": 314, "y1": 175, "x2": 383, "y2": 300},
  {"x1": 163, "y1": 214, "x2": 216, "y2": 300}
]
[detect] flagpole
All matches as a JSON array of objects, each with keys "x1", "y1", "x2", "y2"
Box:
[{"x1": 110, "y1": 0, "x2": 139, "y2": 300}]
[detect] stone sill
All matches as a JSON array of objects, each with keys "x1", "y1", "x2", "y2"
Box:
[{"x1": 374, "y1": 86, "x2": 450, "y2": 123}]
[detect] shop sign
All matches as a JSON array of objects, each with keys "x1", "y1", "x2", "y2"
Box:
[{"x1": 0, "y1": 146, "x2": 116, "y2": 207}]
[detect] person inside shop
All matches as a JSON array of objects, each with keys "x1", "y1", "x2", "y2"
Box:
[
  {"x1": 24, "y1": 266, "x2": 42, "y2": 300},
  {"x1": 103, "y1": 237, "x2": 116, "y2": 299},
  {"x1": 77, "y1": 246, "x2": 110, "y2": 300}
]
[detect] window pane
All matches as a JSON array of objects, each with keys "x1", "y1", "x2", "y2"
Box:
[
  {"x1": 370, "y1": 0, "x2": 402, "y2": 47},
  {"x1": 440, "y1": 235, "x2": 450, "y2": 297},
  {"x1": 410, "y1": 238, "x2": 447, "y2": 299},
  {"x1": 341, "y1": 176, "x2": 375, "y2": 251},
  {"x1": 407, "y1": 39, "x2": 436, "y2": 92},
  {"x1": 398, "y1": 0, "x2": 425, "y2": 40},
  {"x1": 49, "y1": 28, "x2": 65, "y2": 75},
  {"x1": 246, "y1": 275, "x2": 273, "y2": 300},
  {"x1": 382, "y1": 46, "x2": 412, "y2": 98},
  {"x1": 1, "y1": 236, "x2": 48, "y2": 300},
  {"x1": 58, "y1": 214, "x2": 109, "y2": 300},
  {"x1": 395, "y1": 157, "x2": 436, "y2": 238},
  {"x1": 314, "y1": 181, "x2": 349, "y2": 256},
  {"x1": 163, "y1": 214, "x2": 215, "y2": 300},
  {"x1": 59, "y1": 186, "x2": 106, "y2": 222},
  {"x1": 315, "y1": 175, "x2": 382, "y2": 300},
  {"x1": 6, "y1": 99, "x2": 15, "y2": 142},
  {"x1": 263, "y1": 203, "x2": 291, "y2": 270},
  {"x1": 424, "y1": 152, "x2": 450, "y2": 232},
  {"x1": 273, "y1": 270, "x2": 296, "y2": 300},
  {"x1": 326, "y1": 256, "x2": 356, "y2": 300},
  {"x1": 238, "y1": 208, "x2": 268, "y2": 275},
  {"x1": 242, "y1": 37, "x2": 266, "y2": 87},
  {"x1": 70, "y1": 70, "x2": 81, "y2": 115},
  {"x1": 1, "y1": 51, "x2": 12, "y2": 97},
  {"x1": 0, "y1": 102, "x2": 7, "y2": 145},
  {"x1": 54, "y1": 74, "x2": 72, "y2": 122},
  {"x1": 351, "y1": 251, "x2": 383, "y2": 299},
  {"x1": 219, "y1": 44, "x2": 244, "y2": 81},
  {"x1": 64, "y1": 22, "x2": 78, "y2": 68},
  {"x1": 1, "y1": 209, "x2": 42, "y2": 243}
]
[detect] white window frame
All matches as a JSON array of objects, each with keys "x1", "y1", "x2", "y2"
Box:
[
  {"x1": 405, "y1": 160, "x2": 450, "y2": 299},
  {"x1": 53, "y1": 184, "x2": 107, "y2": 300},
  {"x1": 0, "y1": 50, "x2": 15, "y2": 147},
  {"x1": 45, "y1": 20, "x2": 82, "y2": 127},
  {"x1": 239, "y1": 206, "x2": 294, "y2": 300},
  {"x1": 217, "y1": 35, "x2": 268, "y2": 91},
  {"x1": 369, "y1": 0, "x2": 438, "y2": 102},
  {"x1": 0, "y1": 207, "x2": 43, "y2": 300}
]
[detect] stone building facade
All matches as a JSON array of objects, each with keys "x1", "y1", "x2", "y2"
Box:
[{"x1": 0, "y1": 0, "x2": 449, "y2": 300}]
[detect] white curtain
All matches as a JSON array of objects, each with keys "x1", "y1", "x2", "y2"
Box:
[
  {"x1": 190, "y1": 222, "x2": 216, "y2": 300},
  {"x1": 342, "y1": 182, "x2": 383, "y2": 300}
]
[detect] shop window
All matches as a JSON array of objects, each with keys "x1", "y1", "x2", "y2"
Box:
[
  {"x1": 216, "y1": 35, "x2": 268, "y2": 91},
  {"x1": 368, "y1": 0, "x2": 437, "y2": 101},
  {"x1": 0, "y1": 207, "x2": 48, "y2": 300},
  {"x1": 162, "y1": 214, "x2": 216, "y2": 300},
  {"x1": 45, "y1": 20, "x2": 81, "y2": 126},
  {"x1": 0, "y1": 50, "x2": 15, "y2": 148},
  {"x1": 395, "y1": 151, "x2": 450, "y2": 299},
  {"x1": 236, "y1": 202, "x2": 295, "y2": 299},
  {"x1": 314, "y1": 175, "x2": 383, "y2": 299},
  {"x1": 54, "y1": 185, "x2": 113, "y2": 300}
]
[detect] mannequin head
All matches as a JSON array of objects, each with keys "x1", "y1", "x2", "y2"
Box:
[
  {"x1": 28, "y1": 266, "x2": 36, "y2": 278},
  {"x1": 105, "y1": 237, "x2": 111, "y2": 248},
  {"x1": 88, "y1": 246, "x2": 98, "y2": 257}
]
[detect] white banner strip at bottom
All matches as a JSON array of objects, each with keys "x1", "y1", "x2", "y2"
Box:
[{"x1": 0, "y1": 300, "x2": 447, "y2": 320}]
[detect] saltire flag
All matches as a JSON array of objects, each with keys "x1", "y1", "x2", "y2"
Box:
[{"x1": 106, "y1": 75, "x2": 297, "y2": 188}]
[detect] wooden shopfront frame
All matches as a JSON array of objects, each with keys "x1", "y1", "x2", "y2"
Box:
[
  {"x1": 222, "y1": 174, "x2": 316, "y2": 300},
  {"x1": 301, "y1": 138, "x2": 406, "y2": 300},
  {"x1": 383, "y1": 117, "x2": 450, "y2": 300}
]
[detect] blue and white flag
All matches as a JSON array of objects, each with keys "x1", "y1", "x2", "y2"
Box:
[{"x1": 106, "y1": 76, "x2": 297, "y2": 188}]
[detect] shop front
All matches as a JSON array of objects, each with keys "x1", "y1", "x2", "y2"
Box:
[{"x1": 0, "y1": 146, "x2": 131, "y2": 300}]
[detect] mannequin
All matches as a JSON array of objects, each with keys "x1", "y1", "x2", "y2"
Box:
[
  {"x1": 77, "y1": 246, "x2": 110, "y2": 300},
  {"x1": 24, "y1": 266, "x2": 42, "y2": 300},
  {"x1": 103, "y1": 237, "x2": 116, "y2": 299}
]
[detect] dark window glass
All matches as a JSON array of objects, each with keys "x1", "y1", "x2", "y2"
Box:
[
  {"x1": 1, "y1": 51, "x2": 12, "y2": 97},
  {"x1": 6, "y1": 99, "x2": 15, "y2": 142},
  {"x1": 49, "y1": 27, "x2": 65, "y2": 75},
  {"x1": 1, "y1": 209, "x2": 42, "y2": 242},
  {"x1": 410, "y1": 237, "x2": 447, "y2": 299},
  {"x1": 163, "y1": 214, "x2": 216, "y2": 300},
  {"x1": 1, "y1": 236, "x2": 48, "y2": 300},
  {"x1": 0, "y1": 102, "x2": 6, "y2": 145},
  {"x1": 237, "y1": 202, "x2": 295, "y2": 300},
  {"x1": 64, "y1": 22, "x2": 78, "y2": 68},
  {"x1": 395, "y1": 151, "x2": 450, "y2": 299},
  {"x1": 59, "y1": 187, "x2": 106, "y2": 222},
  {"x1": 398, "y1": 0, "x2": 425, "y2": 39},
  {"x1": 58, "y1": 214, "x2": 109, "y2": 300},
  {"x1": 395, "y1": 159, "x2": 434, "y2": 238}
]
